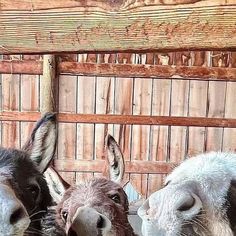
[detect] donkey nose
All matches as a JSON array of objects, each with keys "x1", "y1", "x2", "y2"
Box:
[
  {"x1": 9, "y1": 206, "x2": 27, "y2": 225},
  {"x1": 176, "y1": 193, "x2": 202, "y2": 220},
  {"x1": 68, "y1": 206, "x2": 112, "y2": 236},
  {"x1": 0, "y1": 184, "x2": 30, "y2": 234}
]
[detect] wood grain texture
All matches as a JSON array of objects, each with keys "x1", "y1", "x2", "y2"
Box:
[
  {"x1": 1, "y1": 112, "x2": 236, "y2": 127},
  {"x1": 54, "y1": 159, "x2": 175, "y2": 174},
  {"x1": 41, "y1": 55, "x2": 56, "y2": 113},
  {"x1": 1, "y1": 60, "x2": 236, "y2": 81},
  {"x1": 1, "y1": 1, "x2": 236, "y2": 53}
]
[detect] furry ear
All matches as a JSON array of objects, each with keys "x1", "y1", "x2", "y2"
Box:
[
  {"x1": 106, "y1": 134, "x2": 125, "y2": 184},
  {"x1": 44, "y1": 166, "x2": 70, "y2": 204},
  {"x1": 22, "y1": 112, "x2": 57, "y2": 173}
]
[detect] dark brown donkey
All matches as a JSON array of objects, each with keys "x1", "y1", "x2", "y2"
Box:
[
  {"x1": 0, "y1": 113, "x2": 56, "y2": 236},
  {"x1": 43, "y1": 135, "x2": 136, "y2": 236}
]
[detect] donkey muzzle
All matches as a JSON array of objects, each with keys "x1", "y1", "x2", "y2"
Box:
[
  {"x1": 67, "y1": 206, "x2": 112, "y2": 236},
  {"x1": 0, "y1": 184, "x2": 30, "y2": 236}
]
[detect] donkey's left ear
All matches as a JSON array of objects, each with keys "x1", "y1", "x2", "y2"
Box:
[
  {"x1": 106, "y1": 134, "x2": 125, "y2": 184},
  {"x1": 44, "y1": 166, "x2": 70, "y2": 204},
  {"x1": 22, "y1": 112, "x2": 57, "y2": 173}
]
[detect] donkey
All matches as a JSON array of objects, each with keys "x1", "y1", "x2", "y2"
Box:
[
  {"x1": 43, "y1": 134, "x2": 136, "y2": 236},
  {"x1": 138, "y1": 152, "x2": 236, "y2": 236},
  {"x1": 0, "y1": 113, "x2": 56, "y2": 236}
]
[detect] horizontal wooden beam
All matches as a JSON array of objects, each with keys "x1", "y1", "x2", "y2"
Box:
[
  {"x1": 0, "y1": 1, "x2": 236, "y2": 53},
  {"x1": 60, "y1": 62, "x2": 236, "y2": 81},
  {"x1": 1, "y1": 60, "x2": 236, "y2": 81},
  {"x1": 54, "y1": 160, "x2": 176, "y2": 174},
  {"x1": 0, "y1": 60, "x2": 42, "y2": 75},
  {"x1": 1, "y1": 112, "x2": 236, "y2": 128}
]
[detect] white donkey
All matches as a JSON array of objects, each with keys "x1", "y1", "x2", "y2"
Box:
[{"x1": 138, "y1": 152, "x2": 236, "y2": 236}]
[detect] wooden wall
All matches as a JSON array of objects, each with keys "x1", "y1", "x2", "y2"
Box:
[{"x1": 1, "y1": 51, "x2": 236, "y2": 200}]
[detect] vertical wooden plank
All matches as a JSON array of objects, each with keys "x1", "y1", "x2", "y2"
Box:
[
  {"x1": 150, "y1": 54, "x2": 171, "y2": 162},
  {"x1": 76, "y1": 73, "x2": 96, "y2": 183},
  {"x1": 20, "y1": 58, "x2": 40, "y2": 147},
  {"x1": 170, "y1": 81, "x2": 189, "y2": 162},
  {"x1": 222, "y1": 53, "x2": 236, "y2": 152},
  {"x1": 169, "y1": 52, "x2": 190, "y2": 162},
  {"x1": 2, "y1": 63, "x2": 20, "y2": 148},
  {"x1": 188, "y1": 52, "x2": 208, "y2": 156},
  {"x1": 205, "y1": 52, "x2": 227, "y2": 151},
  {"x1": 114, "y1": 53, "x2": 134, "y2": 161},
  {"x1": 95, "y1": 75, "x2": 115, "y2": 160},
  {"x1": 58, "y1": 74, "x2": 77, "y2": 182},
  {"x1": 0, "y1": 54, "x2": 2, "y2": 145},
  {"x1": 113, "y1": 54, "x2": 134, "y2": 196},
  {"x1": 130, "y1": 174, "x2": 148, "y2": 198},
  {"x1": 147, "y1": 53, "x2": 172, "y2": 195},
  {"x1": 131, "y1": 54, "x2": 152, "y2": 198},
  {"x1": 223, "y1": 82, "x2": 236, "y2": 151},
  {"x1": 147, "y1": 174, "x2": 166, "y2": 197},
  {"x1": 206, "y1": 83, "x2": 226, "y2": 151}
]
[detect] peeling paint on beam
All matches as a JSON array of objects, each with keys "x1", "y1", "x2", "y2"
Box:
[{"x1": 0, "y1": 60, "x2": 236, "y2": 81}]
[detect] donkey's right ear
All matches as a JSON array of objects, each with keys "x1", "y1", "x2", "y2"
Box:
[
  {"x1": 106, "y1": 134, "x2": 125, "y2": 184},
  {"x1": 22, "y1": 112, "x2": 57, "y2": 173},
  {"x1": 44, "y1": 166, "x2": 70, "y2": 204}
]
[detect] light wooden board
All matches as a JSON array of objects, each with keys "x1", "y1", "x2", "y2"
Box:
[
  {"x1": 187, "y1": 51, "x2": 208, "y2": 156},
  {"x1": 58, "y1": 73, "x2": 77, "y2": 181},
  {"x1": 1, "y1": 1, "x2": 236, "y2": 53},
  {"x1": 77, "y1": 71, "x2": 96, "y2": 183},
  {"x1": 2, "y1": 68, "x2": 20, "y2": 148}
]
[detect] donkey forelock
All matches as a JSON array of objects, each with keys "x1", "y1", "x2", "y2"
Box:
[{"x1": 0, "y1": 113, "x2": 57, "y2": 236}]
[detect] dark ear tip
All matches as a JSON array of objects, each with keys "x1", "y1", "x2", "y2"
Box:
[{"x1": 107, "y1": 134, "x2": 116, "y2": 146}]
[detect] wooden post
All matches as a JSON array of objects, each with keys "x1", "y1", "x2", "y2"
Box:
[{"x1": 41, "y1": 55, "x2": 57, "y2": 114}]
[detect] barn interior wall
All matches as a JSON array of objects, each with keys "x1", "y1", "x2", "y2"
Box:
[{"x1": 0, "y1": 51, "x2": 236, "y2": 199}]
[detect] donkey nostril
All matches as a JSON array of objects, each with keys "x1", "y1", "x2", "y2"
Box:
[
  {"x1": 10, "y1": 207, "x2": 25, "y2": 225},
  {"x1": 177, "y1": 196, "x2": 195, "y2": 212},
  {"x1": 97, "y1": 215, "x2": 105, "y2": 229},
  {"x1": 68, "y1": 228, "x2": 78, "y2": 236}
]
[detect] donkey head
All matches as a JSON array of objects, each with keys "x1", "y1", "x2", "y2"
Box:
[
  {"x1": 47, "y1": 134, "x2": 135, "y2": 236},
  {"x1": 0, "y1": 113, "x2": 56, "y2": 236},
  {"x1": 138, "y1": 152, "x2": 236, "y2": 236}
]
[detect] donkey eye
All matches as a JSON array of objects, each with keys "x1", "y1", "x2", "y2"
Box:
[
  {"x1": 110, "y1": 194, "x2": 121, "y2": 204},
  {"x1": 61, "y1": 211, "x2": 68, "y2": 222},
  {"x1": 27, "y1": 184, "x2": 39, "y2": 199}
]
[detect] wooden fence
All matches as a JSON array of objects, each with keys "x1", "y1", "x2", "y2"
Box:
[{"x1": 0, "y1": 51, "x2": 236, "y2": 199}]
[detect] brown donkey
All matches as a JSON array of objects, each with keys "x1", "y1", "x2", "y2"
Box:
[
  {"x1": 0, "y1": 113, "x2": 56, "y2": 236},
  {"x1": 44, "y1": 135, "x2": 136, "y2": 236}
]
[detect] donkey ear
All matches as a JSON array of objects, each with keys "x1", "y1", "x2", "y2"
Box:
[
  {"x1": 22, "y1": 112, "x2": 57, "y2": 173},
  {"x1": 106, "y1": 134, "x2": 125, "y2": 183},
  {"x1": 44, "y1": 166, "x2": 70, "y2": 204}
]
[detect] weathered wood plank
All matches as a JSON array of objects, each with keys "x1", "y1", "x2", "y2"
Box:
[
  {"x1": 187, "y1": 52, "x2": 208, "y2": 156},
  {"x1": 1, "y1": 60, "x2": 236, "y2": 81},
  {"x1": 1, "y1": 112, "x2": 236, "y2": 127},
  {"x1": 205, "y1": 52, "x2": 227, "y2": 151},
  {"x1": 1, "y1": 1, "x2": 236, "y2": 53},
  {"x1": 170, "y1": 54, "x2": 190, "y2": 161},
  {"x1": 54, "y1": 160, "x2": 175, "y2": 174}
]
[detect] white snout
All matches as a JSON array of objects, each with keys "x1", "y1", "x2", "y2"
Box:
[{"x1": 0, "y1": 184, "x2": 30, "y2": 236}]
